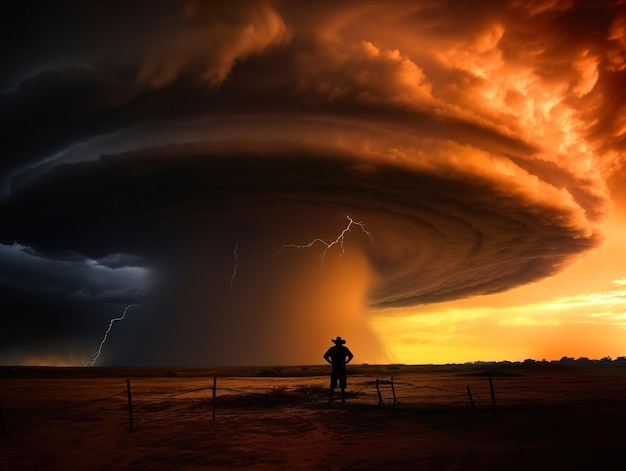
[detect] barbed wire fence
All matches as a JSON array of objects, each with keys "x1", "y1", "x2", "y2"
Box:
[{"x1": 1, "y1": 371, "x2": 613, "y2": 434}]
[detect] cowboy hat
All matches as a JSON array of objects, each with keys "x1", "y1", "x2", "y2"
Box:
[{"x1": 332, "y1": 336, "x2": 346, "y2": 345}]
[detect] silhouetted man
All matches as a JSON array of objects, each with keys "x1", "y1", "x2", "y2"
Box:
[{"x1": 323, "y1": 336, "x2": 354, "y2": 403}]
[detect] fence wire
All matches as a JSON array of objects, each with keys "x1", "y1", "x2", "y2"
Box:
[{"x1": 3, "y1": 370, "x2": 625, "y2": 432}]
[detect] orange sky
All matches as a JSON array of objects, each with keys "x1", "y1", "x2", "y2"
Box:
[{"x1": 373, "y1": 196, "x2": 626, "y2": 363}]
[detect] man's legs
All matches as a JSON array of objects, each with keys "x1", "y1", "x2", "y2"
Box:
[
  {"x1": 330, "y1": 372, "x2": 338, "y2": 402},
  {"x1": 339, "y1": 373, "x2": 347, "y2": 403}
]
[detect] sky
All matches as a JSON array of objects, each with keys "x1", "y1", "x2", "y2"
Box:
[{"x1": 1, "y1": 0, "x2": 625, "y2": 367}]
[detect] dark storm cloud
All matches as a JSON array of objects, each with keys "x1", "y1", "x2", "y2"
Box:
[
  {"x1": 1, "y1": 0, "x2": 624, "y2": 365},
  {"x1": 0, "y1": 141, "x2": 601, "y2": 307},
  {"x1": 1, "y1": 0, "x2": 289, "y2": 185},
  {"x1": 0, "y1": 243, "x2": 150, "y2": 364},
  {"x1": 0, "y1": 243, "x2": 151, "y2": 301}
]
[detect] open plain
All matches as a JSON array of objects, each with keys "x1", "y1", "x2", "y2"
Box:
[{"x1": 1, "y1": 363, "x2": 626, "y2": 470}]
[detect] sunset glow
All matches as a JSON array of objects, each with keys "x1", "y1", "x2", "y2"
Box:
[{"x1": 1, "y1": 1, "x2": 625, "y2": 366}]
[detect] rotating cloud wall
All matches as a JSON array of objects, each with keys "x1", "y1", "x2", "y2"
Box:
[{"x1": 1, "y1": 0, "x2": 624, "y2": 365}]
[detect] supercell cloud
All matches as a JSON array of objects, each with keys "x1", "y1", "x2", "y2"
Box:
[{"x1": 1, "y1": 0, "x2": 624, "y2": 365}]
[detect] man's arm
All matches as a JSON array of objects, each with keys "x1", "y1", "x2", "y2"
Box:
[
  {"x1": 345, "y1": 348, "x2": 354, "y2": 364},
  {"x1": 323, "y1": 348, "x2": 332, "y2": 364}
]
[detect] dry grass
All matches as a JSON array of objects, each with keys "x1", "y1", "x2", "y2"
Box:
[{"x1": 2, "y1": 364, "x2": 626, "y2": 470}]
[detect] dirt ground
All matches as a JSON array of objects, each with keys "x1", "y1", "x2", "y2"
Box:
[{"x1": 2, "y1": 365, "x2": 626, "y2": 470}]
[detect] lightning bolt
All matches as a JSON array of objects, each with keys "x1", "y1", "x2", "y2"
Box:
[
  {"x1": 230, "y1": 240, "x2": 239, "y2": 292},
  {"x1": 273, "y1": 215, "x2": 374, "y2": 262},
  {"x1": 86, "y1": 304, "x2": 139, "y2": 367},
  {"x1": 83, "y1": 217, "x2": 371, "y2": 365}
]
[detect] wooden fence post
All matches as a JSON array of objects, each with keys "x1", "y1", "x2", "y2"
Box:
[
  {"x1": 488, "y1": 374, "x2": 498, "y2": 419},
  {"x1": 376, "y1": 378, "x2": 396, "y2": 409},
  {"x1": 466, "y1": 386, "x2": 476, "y2": 411},
  {"x1": 376, "y1": 379, "x2": 383, "y2": 408},
  {"x1": 212, "y1": 375, "x2": 217, "y2": 424},
  {"x1": 390, "y1": 377, "x2": 397, "y2": 410},
  {"x1": 126, "y1": 379, "x2": 134, "y2": 431}
]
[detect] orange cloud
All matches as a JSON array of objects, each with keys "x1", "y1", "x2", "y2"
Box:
[
  {"x1": 136, "y1": 1, "x2": 290, "y2": 89},
  {"x1": 296, "y1": 38, "x2": 432, "y2": 106}
]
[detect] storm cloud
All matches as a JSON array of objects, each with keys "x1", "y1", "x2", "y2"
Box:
[{"x1": 1, "y1": 0, "x2": 624, "y2": 365}]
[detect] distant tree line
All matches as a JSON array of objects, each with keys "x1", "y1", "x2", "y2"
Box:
[
  {"x1": 522, "y1": 356, "x2": 626, "y2": 366},
  {"x1": 464, "y1": 356, "x2": 626, "y2": 367}
]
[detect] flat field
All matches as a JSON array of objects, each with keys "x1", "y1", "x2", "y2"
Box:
[{"x1": 1, "y1": 363, "x2": 626, "y2": 470}]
